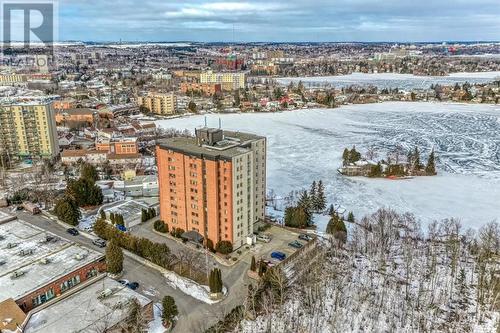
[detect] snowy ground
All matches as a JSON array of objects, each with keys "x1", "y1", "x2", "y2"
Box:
[
  {"x1": 163, "y1": 271, "x2": 226, "y2": 304},
  {"x1": 156, "y1": 102, "x2": 500, "y2": 230},
  {"x1": 276, "y1": 71, "x2": 500, "y2": 90}
]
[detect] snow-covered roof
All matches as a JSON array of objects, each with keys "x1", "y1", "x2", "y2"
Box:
[
  {"x1": 23, "y1": 277, "x2": 151, "y2": 333},
  {"x1": 0, "y1": 218, "x2": 104, "y2": 301}
]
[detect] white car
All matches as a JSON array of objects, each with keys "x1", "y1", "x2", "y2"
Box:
[{"x1": 257, "y1": 234, "x2": 272, "y2": 243}]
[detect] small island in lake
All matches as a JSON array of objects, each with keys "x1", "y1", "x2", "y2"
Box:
[{"x1": 338, "y1": 146, "x2": 437, "y2": 178}]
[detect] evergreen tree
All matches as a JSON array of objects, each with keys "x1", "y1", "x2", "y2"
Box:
[
  {"x1": 209, "y1": 268, "x2": 223, "y2": 293},
  {"x1": 347, "y1": 211, "x2": 355, "y2": 223},
  {"x1": 162, "y1": 296, "x2": 178, "y2": 325},
  {"x1": 425, "y1": 149, "x2": 437, "y2": 175},
  {"x1": 342, "y1": 148, "x2": 350, "y2": 165},
  {"x1": 100, "y1": 209, "x2": 106, "y2": 220},
  {"x1": 413, "y1": 147, "x2": 421, "y2": 170},
  {"x1": 110, "y1": 212, "x2": 115, "y2": 224},
  {"x1": 54, "y1": 195, "x2": 81, "y2": 226},
  {"x1": 297, "y1": 190, "x2": 311, "y2": 211},
  {"x1": 316, "y1": 180, "x2": 326, "y2": 211},
  {"x1": 106, "y1": 239, "x2": 123, "y2": 274},
  {"x1": 309, "y1": 181, "x2": 317, "y2": 204},
  {"x1": 328, "y1": 204, "x2": 335, "y2": 216},
  {"x1": 250, "y1": 256, "x2": 256, "y2": 271},
  {"x1": 141, "y1": 208, "x2": 146, "y2": 222},
  {"x1": 326, "y1": 213, "x2": 347, "y2": 245},
  {"x1": 80, "y1": 163, "x2": 98, "y2": 182}
]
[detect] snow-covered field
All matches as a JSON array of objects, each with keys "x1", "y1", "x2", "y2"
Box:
[
  {"x1": 156, "y1": 102, "x2": 500, "y2": 230},
  {"x1": 276, "y1": 72, "x2": 500, "y2": 90}
]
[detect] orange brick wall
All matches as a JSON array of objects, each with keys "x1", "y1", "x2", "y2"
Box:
[
  {"x1": 157, "y1": 146, "x2": 234, "y2": 246},
  {"x1": 15, "y1": 259, "x2": 106, "y2": 313}
]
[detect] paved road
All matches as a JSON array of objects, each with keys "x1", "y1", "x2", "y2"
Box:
[{"x1": 10, "y1": 210, "x2": 251, "y2": 333}]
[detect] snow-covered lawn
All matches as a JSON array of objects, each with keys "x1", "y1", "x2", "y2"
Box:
[
  {"x1": 156, "y1": 102, "x2": 500, "y2": 231},
  {"x1": 163, "y1": 271, "x2": 227, "y2": 304},
  {"x1": 276, "y1": 71, "x2": 500, "y2": 90}
]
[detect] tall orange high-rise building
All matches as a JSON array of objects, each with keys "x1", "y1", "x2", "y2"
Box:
[{"x1": 156, "y1": 128, "x2": 266, "y2": 250}]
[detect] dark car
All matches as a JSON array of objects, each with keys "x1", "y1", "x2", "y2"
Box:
[
  {"x1": 92, "y1": 238, "x2": 106, "y2": 248},
  {"x1": 117, "y1": 279, "x2": 129, "y2": 286},
  {"x1": 288, "y1": 240, "x2": 303, "y2": 249},
  {"x1": 298, "y1": 234, "x2": 312, "y2": 241},
  {"x1": 67, "y1": 228, "x2": 79, "y2": 236},
  {"x1": 127, "y1": 282, "x2": 139, "y2": 290},
  {"x1": 271, "y1": 251, "x2": 286, "y2": 261}
]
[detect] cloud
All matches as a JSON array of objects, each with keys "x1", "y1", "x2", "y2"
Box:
[{"x1": 56, "y1": 0, "x2": 500, "y2": 42}]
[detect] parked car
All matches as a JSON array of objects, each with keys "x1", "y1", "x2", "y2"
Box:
[
  {"x1": 271, "y1": 251, "x2": 286, "y2": 261},
  {"x1": 257, "y1": 233, "x2": 272, "y2": 243},
  {"x1": 288, "y1": 240, "x2": 303, "y2": 249},
  {"x1": 127, "y1": 282, "x2": 139, "y2": 290},
  {"x1": 298, "y1": 234, "x2": 312, "y2": 241},
  {"x1": 66, "y1": 228, "x2": 79, "y2": 236},
  {"x1": 92, "y1": 238, "x2": 106, "y2": 248},
  {"x1": 117, "y1": 279, "x2": 129, "y2": 286}
]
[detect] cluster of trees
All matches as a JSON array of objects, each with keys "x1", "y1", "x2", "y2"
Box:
[
  {"x1": 284, "y1": 181, "x2": 327, "y2": 228},
  {"x1": 154, "y1": 220, "x2": 168, "y2": 233},
  {"x1": 407, "y1": 147, "x2": 437, "y2": 176},
  {"x1": 209, "y1": 268, "x2": 223, "y2": 294},
  {"x1": 54, "y1": 163, "x2": 103, "y2": 225},
  {"x1": 342, "y1": 146, "x2": 362, "y2": 165},
  {"x1": 141, "y1": 207, "x2": 157, "y2": 222},
  {"x1": 109, "y1": 212, "x2": 125, "y2": 226}
]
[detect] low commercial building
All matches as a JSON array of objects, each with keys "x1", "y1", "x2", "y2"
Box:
[
  {"x1": 96, "y1": 137, "x2": 139, "y2": 155},
  {"x1": 55, "y1": 108, "x2": 96, "y2": 125},
  {"x1": 0, "y1": 218, "x2": 106, "y2": 313},
  {"x1": 22, "y1": 276, "x2": 153, "y2": 333},
  {"x1": 0, "y1": 74, "x2": 28, "y2": 86},
  {"x1": 180, "y1": 82, "x2": 222, "y2": 96},
  {"x1": 61, "y1": 149, "x2": 107, "y2": 165}
]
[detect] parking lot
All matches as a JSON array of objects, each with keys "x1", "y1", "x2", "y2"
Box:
[{"x1": 250, "y1": 225, "x2": 313, "y2": 263}]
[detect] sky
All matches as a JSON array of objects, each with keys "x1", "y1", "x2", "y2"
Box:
[{"x1": 53, "y1": 0, "x2": 500, "y2": 42}]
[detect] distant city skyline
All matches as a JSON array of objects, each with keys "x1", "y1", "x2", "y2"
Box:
[{"x1": 56, "y1": 0, "x2": 500, "y2": 42}]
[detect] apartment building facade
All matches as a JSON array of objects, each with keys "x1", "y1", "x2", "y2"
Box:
[
  {"x1": 137, "y1": 92, "x2": 176, "y2": 115},
  {"x1": 156, "y1": 128, "x2": 266, "y2": 250},
  {"x1": 199, "y1": 70, "x2": 246, "y2": 91},
  {"x1": 0, "y1": 102, "x2": 59, "y2": 158}
]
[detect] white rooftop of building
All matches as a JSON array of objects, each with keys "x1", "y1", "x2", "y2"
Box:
[
  {"x1": 0, "y1": 217, "x2": 104, "y2": 301},
  {"x1": 23, "y1": 277, "x2": 151, "y2": 333}
]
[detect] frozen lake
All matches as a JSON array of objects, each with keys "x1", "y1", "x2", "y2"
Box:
[
  {"x1": 156, "y1": 102, "x2": 500, "y2": 230},
  {"x1": 277, "y1": 72, "x2": 500, "y2": 90}
]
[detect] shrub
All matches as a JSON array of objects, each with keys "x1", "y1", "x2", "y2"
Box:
[
  {"x1": 171, "y1": 228, "x2": 184, "y2": 238},
  {"x1": 209, "y1": 268, "x2": 223, "y2": 293},
  {"x1": 154, "y1": 220, "x2": 168, "y2": 233},
  {"x1": 206, "y1": 239, "x2": 215, "y2": 252},
  {"x1": 215, "y1": 240, "x2": 233, "y2": 254},
  {"x1": 162, "y1": 296, "x2": 178, "y2": 325}
]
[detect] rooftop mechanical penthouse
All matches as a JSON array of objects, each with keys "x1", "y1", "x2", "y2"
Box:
[{"x1": 156, "y1": 127, "x2": 266, "y2": 250}]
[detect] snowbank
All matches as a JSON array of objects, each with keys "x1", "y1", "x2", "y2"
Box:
[{"x1": 163, "y1": 271, "x2": 226, "y2": 304}]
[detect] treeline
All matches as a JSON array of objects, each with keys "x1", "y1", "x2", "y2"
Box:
[
  {"x1": 342, "y1": 146, "x2": 437, "y2": 177},
  {"x1": 284, "y1": 180, "x2": 326, "y2": 229}
]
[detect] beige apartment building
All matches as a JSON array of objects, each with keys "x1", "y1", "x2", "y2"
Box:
[
  {"x1": 156, "y1": 128, "x2": 266, "y2": 250},
  {"x1": 0, "y1": 74, "x2": 28, "y2": 86},
  {"x1": 0, "y1": 102, "x2": 59, "y2": 158},
  {"x1": 199, "y1": 70, "x2": 246, "y2": 91},
  {"x1": 137, "y1": 92, "x2": 177, "y2": 115}
]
